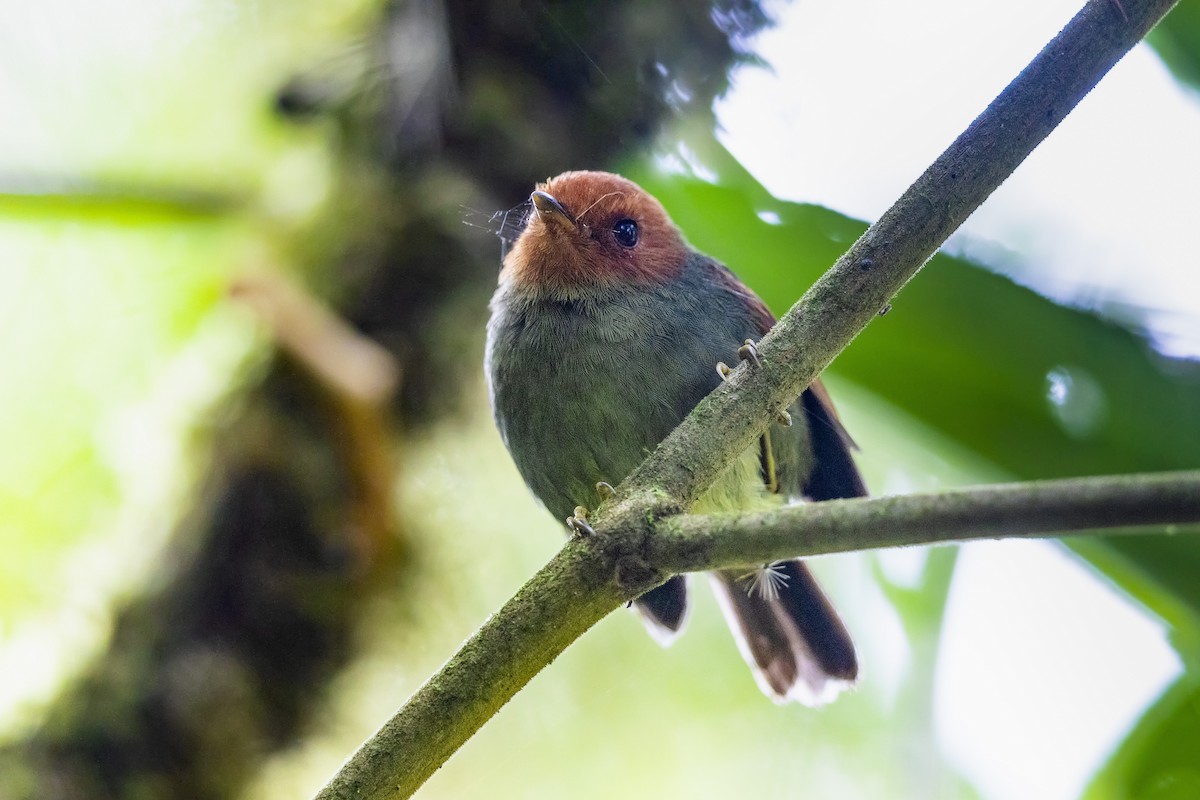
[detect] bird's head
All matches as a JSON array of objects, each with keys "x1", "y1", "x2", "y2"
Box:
[{"x1": 501, "y1": 171, "x2": 691, "y2": 298}]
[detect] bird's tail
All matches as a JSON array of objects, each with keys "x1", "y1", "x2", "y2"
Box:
[
  {"x1": 711, "y1": 560, "x2": 857, "y2": 705},
  {"x1": 633, "y1": 574, "x2": 689, "y2": 644}
]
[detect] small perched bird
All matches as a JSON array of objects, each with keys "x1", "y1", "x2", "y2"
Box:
[{"x1": 485, "y1": 170, "x2": 864, "y2": 704}]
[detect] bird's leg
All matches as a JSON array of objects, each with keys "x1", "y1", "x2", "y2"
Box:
[
  {"x1": 733, "y1": 338, "x2": 793, "y2": 427},
  {"x1": 721, "y1": 346, "x2": 788, "y2": 490},
  {"x1": 760, "y1": 430, "x2": 780, "y2": 494},
  {"x1": 566, "y1": 505, "x2": 595, "y2": 537}
]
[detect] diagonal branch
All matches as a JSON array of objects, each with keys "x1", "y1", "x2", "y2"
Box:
[
  {"x1": 623, "y1": 0, "x2": 1179, "y2": 509},
  {"x1": 315, "y1": 1, "x2": 1182, "y2": 798}
]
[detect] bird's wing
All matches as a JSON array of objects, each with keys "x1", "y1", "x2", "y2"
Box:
[{"x1": 702, "y1": 257, "x2": 862, "y2": 704}]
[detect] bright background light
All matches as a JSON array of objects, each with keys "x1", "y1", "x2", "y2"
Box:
[
  {"x1": 718, "y1": 0, "x2": 1200, "y2": 358},
  {"x1": 717, "y1": 2, "x2": 1193, "y2": 797}
]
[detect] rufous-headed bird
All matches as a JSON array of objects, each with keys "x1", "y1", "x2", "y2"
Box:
[{"x1": 485, "y1": 171, "x2": 863, "y2": 704}]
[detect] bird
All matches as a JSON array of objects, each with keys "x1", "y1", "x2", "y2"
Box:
[{"x1": 484, "y1": 170, "x2": 863, "y2": 705}]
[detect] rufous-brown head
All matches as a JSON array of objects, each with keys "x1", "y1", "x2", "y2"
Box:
[{"x1": 501, "y1": 171, "x2": 691, "y2": 297}]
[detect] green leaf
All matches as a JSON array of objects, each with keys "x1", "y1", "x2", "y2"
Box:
[
  {"x1": 1084, "y1": 674, "x2": 1200, "y2": 800},
  {"x1": 1148, "y1": 4, "x2": 1200, "y2": 92},
  {"x1": 628, "y1": 133, "x2": 1200, "y2": 644}
]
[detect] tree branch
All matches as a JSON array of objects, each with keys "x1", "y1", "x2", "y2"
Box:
[
  {"x1": 314, "y1": 1, "x2": 1182, "y2": 797},
  {"x1": 655, "y1": 471, "x2": 1200, "y2": 573},
  {"x1": 621, "y1": 0, "x2": 1177, "y2": 509},
  {"x1": 314, "y1": 541, "x2": 623, "y2": 799}
]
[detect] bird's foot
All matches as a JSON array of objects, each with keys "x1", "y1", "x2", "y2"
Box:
[
  {"x1": 566, "y1": 506, "x2": 595, "y2": 537},
  {"x1": 721, "y1": 340, "x2": 790, "y2": 426},
  {"x1": 738, "y1": 338, "x2": 762, "y2": 367}
]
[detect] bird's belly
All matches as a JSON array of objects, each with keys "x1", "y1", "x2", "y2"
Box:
[
  {"x1": 489, "y1": 316, "x2": 768, "y2": 521},
  {"x1": 493, "y1": 335, "x2": 683, "y2": 520}
]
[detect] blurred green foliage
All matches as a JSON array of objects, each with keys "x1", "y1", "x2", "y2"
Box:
[
  {"x1": 0, "y1": 207, "x2": 247, "y2": 614},
  {"x1": 1150, "y1": 3, "x2": 1200, "y2": 91},
  {"x1": 0, "y1": 0, "x2": 374, "y2": 754},
  {"x1": 630, "y1": 135, "x2": 1200, "y2": 643},
  {"x1": 1, "y1": 1, "x2": 1199, "y2": 799},
  {"x1": 630, "y1": 123, "x2": 1200, "y2": 800},
  {"x1": 0, "y1": 0, "x2": 398, "y2": 622},
  {"x1": 1086, "y1": 674, "x2": 1200, "y2": 800}
]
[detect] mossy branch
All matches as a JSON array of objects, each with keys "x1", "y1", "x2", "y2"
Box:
[
  {"x1": 620, "y1": 0, "x2": 1178, "y2": 507},
  {"x1": 655, "y1": 471, "x2": 1200, "y2": 573},
  {"x1": 315, "y1": 1, "x2": 1183, "y2": 798}
]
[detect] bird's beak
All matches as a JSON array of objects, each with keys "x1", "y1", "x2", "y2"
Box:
[{"x1": 530, "y1": 190, "x2": 577, "y2": 232}]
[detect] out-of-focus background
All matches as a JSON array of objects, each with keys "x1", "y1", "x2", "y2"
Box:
[{"x1": 2, "y1": 1, "x2": 1199, "y2": 798}]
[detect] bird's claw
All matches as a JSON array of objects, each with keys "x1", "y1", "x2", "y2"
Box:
[
  {"x1": 566, "y1": 506, "x2": 595, "y2": 537},
  {"x1": 738, "y1": 339, "x2": 762, "y2": 368},
  {"x1": 724, "y1": 341, "x2": 788, "y2": 424}
]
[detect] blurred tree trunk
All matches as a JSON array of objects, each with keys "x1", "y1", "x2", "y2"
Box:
[{"x1": 0, "y1": 1, "x2": 768, "y2": 797}]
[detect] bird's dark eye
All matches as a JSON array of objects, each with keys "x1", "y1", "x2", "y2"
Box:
[{"x1": 613, "y1": 218, "x2": 639, "y2": 248}]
